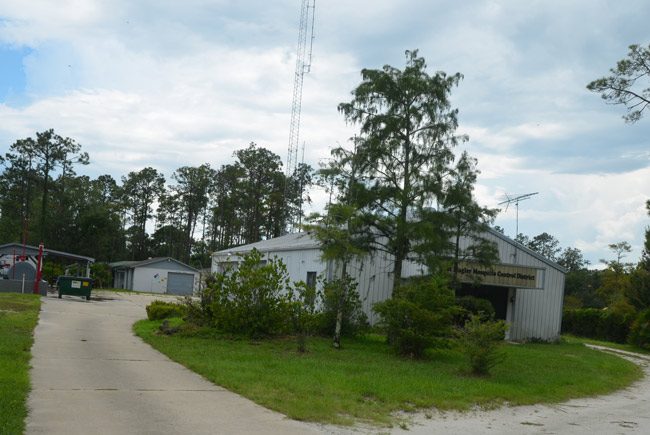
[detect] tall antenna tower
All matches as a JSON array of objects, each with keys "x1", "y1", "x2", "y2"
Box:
[
  {"x1": 286, "y1": 0, "x2": 316, "y2": 182},
  {"x1": 498, "y1": 192, "x2": 539, "y2": 237},
  {"x1": 284, "y1": 0, "x2": 316, "y2": 232}
]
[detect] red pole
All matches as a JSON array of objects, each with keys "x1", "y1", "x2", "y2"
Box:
[
  {"x1": 12, "y1": 248, "x2": 15, "y2": 279},
  {"x1": 33, "y1": 242, "x2": 44, "y2": 294}
]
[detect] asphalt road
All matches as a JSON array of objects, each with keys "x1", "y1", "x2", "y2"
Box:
[{"x1": 26, "y1": 292, "x2": 324, "y2": 435}]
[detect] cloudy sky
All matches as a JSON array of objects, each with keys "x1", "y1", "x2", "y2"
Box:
[{"x1": 0, "y1": 0, "x2": 648, "y2": 266}]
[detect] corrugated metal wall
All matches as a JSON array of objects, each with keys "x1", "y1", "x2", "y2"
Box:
[
  {"x1": 353, "y1": 232, "x2": 565, "y2": 340},
  {"x1": 348, "y1": 249, "x2": 395, "y2": 325},
  {"x1": 473, "y1": 232, "x2": 565, "y2": 341},
  {"x1": 212, "y1": 231, "x2": 565, "y2": 341}
]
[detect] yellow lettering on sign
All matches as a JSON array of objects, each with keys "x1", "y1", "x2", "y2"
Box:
[{"x1": 456, "y1": 261, "x2": 542, "y2": 289}]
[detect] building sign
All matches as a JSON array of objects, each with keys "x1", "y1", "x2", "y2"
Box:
[{"x1": 456, "y1": 262, "x2": 542, "y2": 289}]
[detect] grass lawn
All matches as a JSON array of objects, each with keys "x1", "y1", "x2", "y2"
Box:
[
  {"x1": 563, "y1": 334, "x2": 650, "y2": 355},
  {"x1": 0, "y1": 293, "x2": 41, "y2": 434},
  {"x1": 135, "y1": 319, "x2": 642, "y2": 427}
]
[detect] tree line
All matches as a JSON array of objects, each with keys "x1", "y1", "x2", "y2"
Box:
[
  {"x1": 510, "y1": 225, "x2": 650, "y2": 317},
  {"x1": 0, "y1": 136, "x2": 311, "y2": 268}
]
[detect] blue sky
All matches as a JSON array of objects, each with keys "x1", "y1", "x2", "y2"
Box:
[{"x1": 0, "y1": 0, "x2": 648, "y2": 266}]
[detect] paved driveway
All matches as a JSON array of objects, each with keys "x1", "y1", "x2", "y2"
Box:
[{"x1": 27, "y1": 292, "x2": 324, "y2": 435}]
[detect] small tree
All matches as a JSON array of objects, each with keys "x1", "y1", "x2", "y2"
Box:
[
  {"x1": 90, "y1": 263, "x2": 112, "y2": 288},
  {"x1": 528, "y1": 232, "x2": 562, "y2": 262},
  {"x1": 641, "y1": 200, "x2": 650, "y2": 271},
  {"x1": 374, "y1": 275, "x2": 455, "y2": 358},
  {"x1": 629, "y1": 308, "x2": 650, "y2": 350},
  {"x1": 287, "y1": 281, "x2": 318, "y2": 353},
  {"x1": 598, "y1": 241, "x2": 634, "y2": 306},
  {"x1": 207, "y1": 249, "x2": 291, "y2": 337},
  {"x1": 456, "y1": 315, "x2": 508, "y2": 376},
  {"x1": 317, "y1": 275, "x2": 368, "y2": 339},
  {"x1": 306, "y1": 142, "x2": 372, "y2": 349}
]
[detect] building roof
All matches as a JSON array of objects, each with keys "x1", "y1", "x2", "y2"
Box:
[
  {"x1": 485, "y1": 227, "x2": 567, "y2": 274},
  {"x1": 109, "y1": 257, "x2": 199, "y2": 272},
  {"x1": 212, "y1": 232, "x2": 320, "y2": 257},
  {"x1": 0, "y1": 243, "x2": 95, "y2": 263},
  {"x1": 213, "y1": 228, "x2": 567, "y2": 274}
]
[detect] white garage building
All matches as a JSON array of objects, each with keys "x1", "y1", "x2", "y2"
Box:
[
  {"x1": 211, "y1": 229, "x2": 566, "y2": 341},
  {"x1": 111, "y1": 257, "x2": 199, "y2": 295}
]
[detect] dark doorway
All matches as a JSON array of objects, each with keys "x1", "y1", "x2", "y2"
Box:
[{"x1": 457, "y1": 284, "x2": 510, "y2": 320}]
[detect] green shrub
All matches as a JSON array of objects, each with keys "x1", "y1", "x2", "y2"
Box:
[
  {"x1": 374, "y1": 276, "x2": 455, "y2": 358},
  {"x1": 146, "y1": 300, "x2": 186, "y2": 321},
  {"x1": 182, "y1": 293, "x2": 212, "y2": 326},
  {"x1": 207, "y1": 249, "x2": 292, "y2": 337},
  {"x1": 456, "y1": 315, "x2": 508, "y2": 376},
  {"x1": 629, "y1": 308, "x2": 650, "y2": 350},
  {"x1": 41, "y1": 262, "x2": 65, "y2": 285},
  {"x1": 315, "y1": 275, "x2": 368, "y2": 338},
  {"x1": 562, "y1": 308, "x2": 635, "y2": 343},
  {"x1": 287, "y1": 281, "x2": 319, "y2": 352},
  {"x1": 90, "y1": 263, "x2": 112, "y2": 289}
]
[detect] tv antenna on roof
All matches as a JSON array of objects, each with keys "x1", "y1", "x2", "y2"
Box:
[{"x1": 498, "y1": 192, "x2": 539, "y2": 237}]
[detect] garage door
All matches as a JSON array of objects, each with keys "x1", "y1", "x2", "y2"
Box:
[{"x1": 167, "y1": 272, "x2": 194, "y2": 295}]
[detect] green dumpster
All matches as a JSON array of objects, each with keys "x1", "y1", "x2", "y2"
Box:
[{"x1": 57, "y1": 276, "x2": 94, "y2": 300}]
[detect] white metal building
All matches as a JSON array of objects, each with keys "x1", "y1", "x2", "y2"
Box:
[
  {"x1": 211, "y1": 229, "x2": 566, "y2": 341},
  {"x1": 110, "y1": 257, "x2": 199, "y2": 295}
]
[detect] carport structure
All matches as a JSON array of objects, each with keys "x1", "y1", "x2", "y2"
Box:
[{"x1": 0, "y1": 242, "x2": 94, "y2": 294}]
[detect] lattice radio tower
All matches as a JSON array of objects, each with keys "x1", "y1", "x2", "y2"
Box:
[{"x1": 285, "y1": 0, "x2": 316, "y2": 229}]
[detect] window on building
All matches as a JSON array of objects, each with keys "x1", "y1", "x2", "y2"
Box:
[{"x1": 306, "y1": 271, "x2": 317, "y2": 288}]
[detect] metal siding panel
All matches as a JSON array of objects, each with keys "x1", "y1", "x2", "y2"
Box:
[
  {"x1": 210, "y1": 231, "x2": 565, "y2": 338},
  {"x1": 133, "y1": 268, "x2": 166, "y2": 293},
  {"x1": 511, "y1": 265, "x2": 563, "y2": 341}
]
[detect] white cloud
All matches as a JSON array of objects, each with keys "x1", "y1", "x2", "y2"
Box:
[{"x1": 483, "y1": 166, "x2": 650, "y2": 264}]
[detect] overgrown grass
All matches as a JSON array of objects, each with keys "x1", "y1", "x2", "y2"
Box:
[
  {"x1": 134, "y1": 320, "x2": 642, "y2": 426},
  {"x1": 0, "y1": 293, "x2": 41, "y2": 434},
  {"x1": 563, "y1": 334, "x2": 650, "y2": 355}
]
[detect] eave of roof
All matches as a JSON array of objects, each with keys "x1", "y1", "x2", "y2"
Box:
[
  {"x1": 212, "y1": 232, "x2": 320, "y2": 256},
  {"x1": 0, "y1": 243, "x2": 95, "y2": 263},
  {"x1": 109, "y1": 257, "x2": 199, "y2": 272},
  {"x1": 211, "y1": 229, "x2": 567, "y2": 274},
  {"x1": 485, "y1": 227, "x2": 567, "y2": 274}
]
